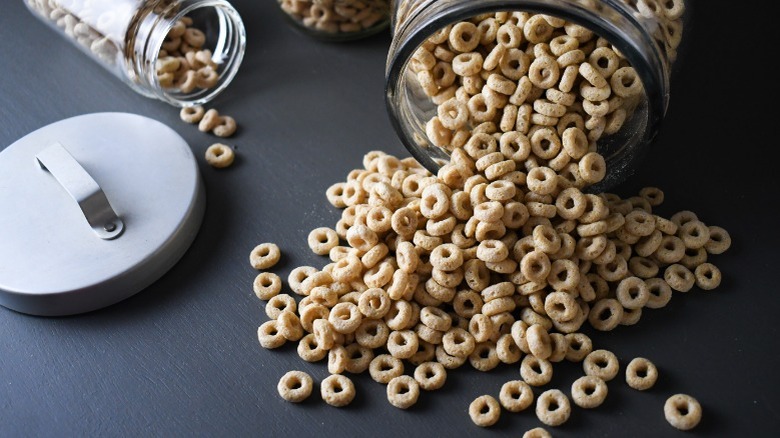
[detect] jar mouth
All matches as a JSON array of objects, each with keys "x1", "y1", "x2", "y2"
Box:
[
  {"x1": 385, "y1": 0, "x2": 669, "y2": 191},
  {"x1": 145, "y1": 1, "x2": 246, "y2": 107}
]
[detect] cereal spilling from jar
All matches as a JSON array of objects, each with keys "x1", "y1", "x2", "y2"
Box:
[{"x1": 250, "y1": 143, "x2": 727, "y2": 431}]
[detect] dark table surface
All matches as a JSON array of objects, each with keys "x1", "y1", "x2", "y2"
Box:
[{"x1": 1, "y1": 1, "x2": 778, "y2": 437}]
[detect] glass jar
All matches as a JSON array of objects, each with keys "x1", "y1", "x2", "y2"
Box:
[
  {"x1": 24, "y1": 0, "x2": 246, "y2": 107},
  {"x1": 277, "y1": 0, "x2": 391, "y2": 42},
  {"x1": 385, "y1": 0, "x2": 688, "y2": 191}
]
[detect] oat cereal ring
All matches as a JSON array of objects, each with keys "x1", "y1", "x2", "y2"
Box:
[
  {"x1": 435, "y1": 344, "x2": 468, "y2": 369},
  {"x1": 198, "y1": 108, "x2": 220, "y2": 132},
  {"x1": 180, "y1": 105, "x2": 205, "y2": 124},
  {"x1": 257, "y1": 320, "x2": 285, "y2": 349},
  {"x1": 564, "y1": 332, "x2": 593, "y2": 362},
  {"x1": 413, "y1": 361, "x2": 447, "y2": 391},
  {"x1": 429, "y1": 243, "x2": 464, "y2": 271},
  {"x1": 638, "y1": 186, "x2": 664, "y2": 206},
  {"x1": 628, "y1": 256, "x2": 659, "y2": 279},
  {"x1": 664, "y1": 264, "x2": 695, "y2": 292},
  {"x1": 520, "y1": 250, "x2": 552, "y2": 283},
  {"x1": 265, "y1": 296, "x2": 296, "y2": 324},
  {"x1": 705, "y1": 226, "x2": 731, "y2": 254},
  {"x1": 535, "y1": 389, "x2": 571, "y2": 427},
  {"x1": 469, "y1": 342, "x2": 500, "y2": 371},
  {"x1": 495, "y1": 333, "x2": 521, "y2": 364},
  {"x1": 202, "y1": 142, "x2": 234, "y2": 168},
  {"x1": 528, "y1": 56, "x2": 560, "y2": 89},
  {"x1": 277, "y1": 310, "x2": 304, "y2": 341},
  {"x1": 252, "y1": 272, "x2": 282, "y2": 301},
  {"x1": 570, "y1": 375, "x2": 608, "y2": 409},
  {"x1": 680, "y1": 246, "x2": 708, "y2": 270},
  {"x1": 195, "y1": 66, "x2": 219, "y2": 89},
  {"x1": 578, "y1": 152, "x2": 606, "y2": 184},
  {"x1": 306, "y1": 227, "x2": 339, "y2": 256},
  {"x1": 437, "y1": 98, "x2": 468, "y2": 130},
  {"x1": 469, "y1": 395, "x2": 501, "y2": 427},
  {"x1": 610, "y1": 66, "x2": 642, "y2": 97},
  {"x1": 387, "y1": 330, "x2": 420, "y2": 359},
  {"x1": 524, "y1": 14, "x2": 553, "y2": 43},
  {"x1": 358, "y1": 287, "x2": 391, "y2": 319},
  {"x1": 329, "y1": 302, "x2": 363, "y2": 334},
  {"x1": 277, "y1": 370, "x2": 313, "y2": 403},
  {"x1": 665, "y1": 394, "x2": 702, "y2": 430},
  {"x1": 588, "y1": 298, "x2": 624, "y2": 332},
  {"x1": 344, "y1": 343, "x2": 374, "y2": 374},
  {"x1": 615, "y1": 276, "x2": 650, "y2": 309},
  {"x1": 692, "y1": 262, "x2": 721, "y2": 291},
  {"x1": 654, "y1": 235, "x2": 685, "y2": 264},
  {"x1": 383, "y1": 375, "x2": 420, "y2": 410},
  {"x1": 448, "y1": 21, "x2": 481, "y2": 52},
  {"x1": 485, "y1": 180, "x2": 517, "y2": 201},
  {"x1": 498, "y1": 380, "x2": 533, "y2": 413},
  {"x1": 212, "y1": 115, "x2": 237, "y2": 137},
  {"x1": 523, "y1": 427, "x2": 552, "y2": 438},
  {"x1": 669, "y1": 211, "x2": 698, "y2": 229},
  {"x1": 442, "y1": 327, "x2": 476, "y2": 357},
  {"x1": 355, "y1": 318, "x2": 390, "y2": 349},
  {"x1": 321, "y1": 374, "x2": 356, "y2": 408},
  {"x1": 625, "y1": 357, "x2": 658, "y2": 391},
  {"x1": 583, "y1": 349, "x2": 620, "y2": 381},
  {"x1": 679, "y1": 220, "x2": 711, "y2": 249},
  {"x1": 526, "y1": 166, "x2": 558, "y2": 195},
  {"x1": 641, "y1": 278, "x2": 672, "y2": 309},
  {"x1": 529, "y1": 128, "x2": 563, "y2": 160},
  {"x1": 520, "y1": 355, "x2": 553, "y2": 386}
]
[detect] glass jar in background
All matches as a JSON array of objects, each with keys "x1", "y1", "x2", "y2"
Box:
[
  {"x1": 385, "y1": 0, "x2": 687, "y2": 192},
  {"x1": 277, "y1": 0, "x2": 390, "y2": 42},
  {"x1": 25, "y1": 0, "x2": 246, "y2": 107}
]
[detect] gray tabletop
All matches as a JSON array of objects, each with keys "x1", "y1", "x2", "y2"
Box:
[{"x1": 1, "y1": 1, "x2": 778, "y2": 437}]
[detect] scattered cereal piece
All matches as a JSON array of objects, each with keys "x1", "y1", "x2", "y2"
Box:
[
  {"x1": 180, "y1": 105, "x2": 205, "y2": 123},
  {"x1": 321, "y1": 374, "x2": 356, "y2": 407},
  {"x1": 664, "y1": 393, "x2": 702, "y2": 430},
  {"x1": 571, "y1": 375, "x2": 608, "y2": 408},
  {"x1": 625, "y1": 357, "x2": 658, "y2": 391},
  {"x1": 386, "y1": 375, "x2": 420, "y2": 409},
  {"x1": 523, "y1": 427, "x2": 552, "y2": 438},
  {"x1": 499, "y1": 380, "x2": 534, "y2": 412},
  {"x1": 536, "y1": 389, "x2": 571, "y2": 426},
  {"x1": 277, "y1": 370, "x2": 313, "y2": 403},
  {"x1": 250, "y1": 243, "x2": 281, "y2": 270},
  {"x1": 469, "y1": 395, "x2": 501, "y2": 427},
  {"x1": 583, "y1": 349, "x2": 620, "y2": 382},
  {"x1": 253, "y1": 272, "x2": 282, "y2": 300},
  {"x1": 205, "y1": 143, "x2": 234, "y2": 168}
]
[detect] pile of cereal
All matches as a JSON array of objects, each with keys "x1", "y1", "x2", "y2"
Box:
[
  {"x1": 251, "y1": 142, "x2": 727, "y2": 432},
  {"x1": 156, "y1": 16, "x2": 221, "y2": 94},
  {"x1": 407, "y1": 8, "x2": 682, "y2": 166},
  {"x1": 278, "y1": 0, "x2": 389, "y2": 36}
]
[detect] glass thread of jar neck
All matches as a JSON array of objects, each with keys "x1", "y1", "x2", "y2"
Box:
[
  {"x1": 130, "y1": 0, "x2": 246, "y2": 107},
  {"x1": 386, "y1": 0, "x2": 672, "y2": 191}
]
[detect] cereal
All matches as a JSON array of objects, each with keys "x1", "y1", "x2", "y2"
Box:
[
  {"x1": 583, "y1": 349, "x2": 620, "y2": 381},
  {"x1": 249, "y1": 243, "x2": 281, "y2": 270},
  {"x1": 277, "y1": 370, "x2": 313, "y2": 403},
  {"x1": 520, "y1": 354, "x2": 553, "y2": 386},
  {"x1": 664, "y1": 394, "x2": 702, "y2": 430},
  {"x1": 180, "y1": 105, "x2": 205, "y2": 124},
  {"x1": 386, "y1": 375, "x2": 420, "y2": 409},
  {"x1": 321, "y1": 374, "x2": 356, "y2": 407},
  {"x1": 414, "y1": 361, "x2": 447, "y2": 390},
  {"x1": 253, "y1": 272, "x2": 282, "y2": 300},
  {"x1": 571, "y1": 375, "x2": 608, "y2": 408},
  {"x1": 213, "y1": 115, "x2": 237, "y2": 138},
  {"x1": 694, "y1": 262, "x2": 722, "y2": 290},
  {"x1": 205, "y1": 143, "x2": 235, "y2": 168},
  {"x1": 469, "y1": 395, "x2": 501, "y2": 427},
  {"x1": 535, "y1": 389, "x2": 571, "y2": 426},
  {"x1": 499, "y1": 380, "x2": 534, "y2": 412},
  {"x1": 523, "y1": 428, "x2": 551, "y2": 438},
  {"x1": 625, "y1": 357, "x2": 658, "y2": 391},
  {"x1": 308, "y1": 227, "x2": 340, "y2": 256},
  {"x1": 257, "y1": 320, "x2": 285, "y2": 349}
]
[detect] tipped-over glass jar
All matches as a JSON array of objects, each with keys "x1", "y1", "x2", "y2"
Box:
[
  {"x1": 25, "y1": 0, "x2": 246, "y2": 107},
  {"x1": 385, "y1": 0, "x2": 687, "y2": 192},
  {"x1": 277, "y1": 0, "x2": 391, "y2": 41}
]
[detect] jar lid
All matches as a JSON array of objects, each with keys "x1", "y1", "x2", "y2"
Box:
[{"x1": 0, "y1": 113, "x2": 205, "y2": 316}]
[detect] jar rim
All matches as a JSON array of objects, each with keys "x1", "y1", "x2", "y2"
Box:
[{"x1": 140, "y1": 0, "x2": 247, "y2": 107}]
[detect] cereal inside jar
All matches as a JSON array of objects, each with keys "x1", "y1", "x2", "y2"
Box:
[
  {"x1": 385, "y1": 0, "x2": 687, "y2": 191},
  {"x1": 24, "y1": 0, "x2": 247, "y2": 107},
  {"x1": 277, "y1": 0, "x2": 390, "y2": 41}
]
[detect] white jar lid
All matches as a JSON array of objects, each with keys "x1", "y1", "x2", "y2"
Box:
[{"x1": 0, "y1": 112, "x2": 205, "y2": 316}]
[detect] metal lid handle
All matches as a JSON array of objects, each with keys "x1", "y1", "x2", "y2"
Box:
[{"x1": 36, "y1": 142, "x2": 124, "y2": 240}]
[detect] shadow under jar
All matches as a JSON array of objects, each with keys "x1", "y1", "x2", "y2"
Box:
[
  {"x1": 25, "y1": 0, "x2": 247, "y2": 107},
  {"x1": 385, "y1": 0, "x2": 687, "y2": 192},
  {"x1": 277, "y1": 0, "x2": 391, "y2": 42}
]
